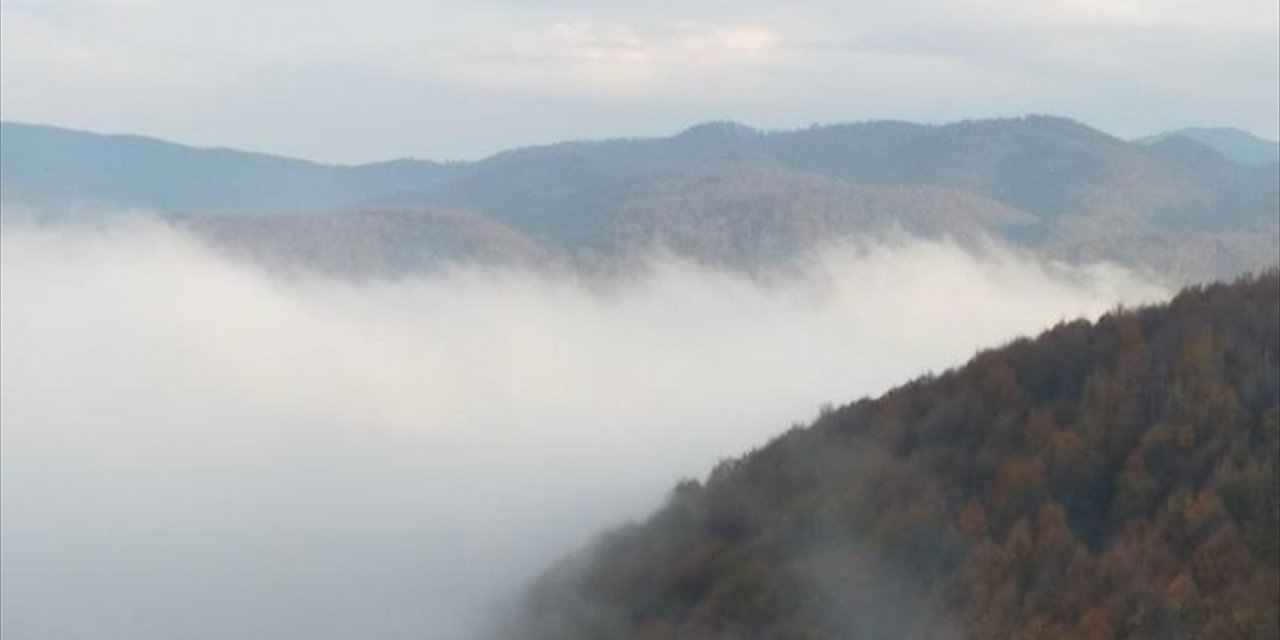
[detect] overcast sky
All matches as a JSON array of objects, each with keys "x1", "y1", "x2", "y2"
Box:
[{"x1": 1, "y1": 0, "x2": 1277, "y2": 163}]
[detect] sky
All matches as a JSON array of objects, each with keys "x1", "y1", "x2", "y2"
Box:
[{"x1": 1, "y1": 0, "x2": 1278, "y2": 163}]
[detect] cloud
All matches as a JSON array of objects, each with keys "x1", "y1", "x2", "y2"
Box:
[
  {"x1": 434, "y1": 20, "x2": 784, "y2": 97},
  {"x1": 0, "y1": 216, "x2": 1167, "y2": 639}
]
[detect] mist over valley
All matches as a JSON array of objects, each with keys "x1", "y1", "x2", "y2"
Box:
[{"x1": 0, "y1": 215, "x2": 1171, "y2": 639}]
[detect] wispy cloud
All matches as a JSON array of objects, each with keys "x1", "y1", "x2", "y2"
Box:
[{"x1": 440, "y1": 20, "x2": 785, "y2": 96}]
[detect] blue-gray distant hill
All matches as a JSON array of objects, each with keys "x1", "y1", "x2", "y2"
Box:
[
  {"x1": 369, "y1": 116, "x2": 1277, "y2": 276},
  {"x1": 388, "y1": 116, "x2": 1278, "y2": 240},
  {"x1": 0, "y1": 121, "x2": 462, "y2": 214},
  {"x1": 1137, "y1": 127, "x2": 1280, "y2": 165},
  {"x1": 3, "y1": 117, "x2": 1276, "y2": 280}
]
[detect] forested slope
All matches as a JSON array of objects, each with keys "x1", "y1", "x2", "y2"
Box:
[{"x1": 518, "y1": 271, "x2": 1280, "y2": 640}]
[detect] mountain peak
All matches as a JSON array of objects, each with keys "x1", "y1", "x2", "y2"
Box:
[
  {"x1": 676, "y1": 120, "x2": 760, "y2": 142},
  {"x1": 1144, "y1": 134, "x2": 1230, "y2": 169},
  {"x1": 1137, "y1": 126, "x2": 1280, "y2": 165}
]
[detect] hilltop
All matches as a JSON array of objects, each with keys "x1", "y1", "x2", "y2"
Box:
[{"x1": 1137, "y1": 127, "x2": 1280, "y2": 166}]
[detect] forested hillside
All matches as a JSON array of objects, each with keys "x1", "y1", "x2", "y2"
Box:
[
  {"x1": 174, "y1": 208, "x2": 548, "y2": 276},
  {"x1": 517, "y1": 271, "x2": 1280, "y2": 640}
]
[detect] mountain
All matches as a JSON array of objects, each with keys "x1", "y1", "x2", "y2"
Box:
[
  {"x1": 0, "y1": 122, "x2": 463, "y2": 214},
  {"x1": 515, "y1": 271, "x2": 1280, "y2": 640},
  {"x1": 384, "y1": 115, "x2": 1276, "y2": 234},
  {"x1": 390, "y1": 160, "x2": 1038, "y2": 268},
  {"x1": 176, "y1": 208, "x2": 549, "y2": 276},
  {"x1": 592, "y1": 166, "x2": 1036, "y2": 268},
  {"x1": 375, "y1": 115, "x2": 1277, "y2": 278},
  {"x1": 1138, "y1": 127, "x2": 1280, "y2": 166},
  {"x1": 3, "y1": 117, "x2": 1277, "y2": 280}
]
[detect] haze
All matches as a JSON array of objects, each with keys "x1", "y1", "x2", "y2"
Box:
[{"x1": 0, "y1": 216, "x2": 1167, "y2": 639}]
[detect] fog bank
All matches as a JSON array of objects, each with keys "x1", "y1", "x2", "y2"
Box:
[{"x1": 0, "y1": 219, "x2": 1166, "y2": 639}]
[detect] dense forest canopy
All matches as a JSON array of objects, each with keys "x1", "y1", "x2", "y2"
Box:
[{"x1": 516, "y1": 270, "x2": 1280, "y2": 640}]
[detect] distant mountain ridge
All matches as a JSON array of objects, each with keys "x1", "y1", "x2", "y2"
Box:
[
  {"x1": 2, "y1": 117, "x2": 1277, "y2": 280},
  {"x1": 366, "y1": 115, "x2": 1276, "y2": 277},
  {"x1": 0, "y1": 121, "x2": 461, "y2": 214},
  {"x1": 1137, "y1": 127, "x2": 1280, "y2": 165}
]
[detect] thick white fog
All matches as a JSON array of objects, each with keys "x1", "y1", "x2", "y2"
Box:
[{"x1": 0, "y1": 219, "x2": 1168, "y2": 639}]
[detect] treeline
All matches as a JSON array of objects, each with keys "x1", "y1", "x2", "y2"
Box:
[{"x1": 516, "y1": 270, "x2": 1280, "y2": 639}]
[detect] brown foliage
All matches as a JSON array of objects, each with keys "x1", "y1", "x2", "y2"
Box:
[{"x1": 518, "y1": 271, "x2": 1280, "y2": 640}]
